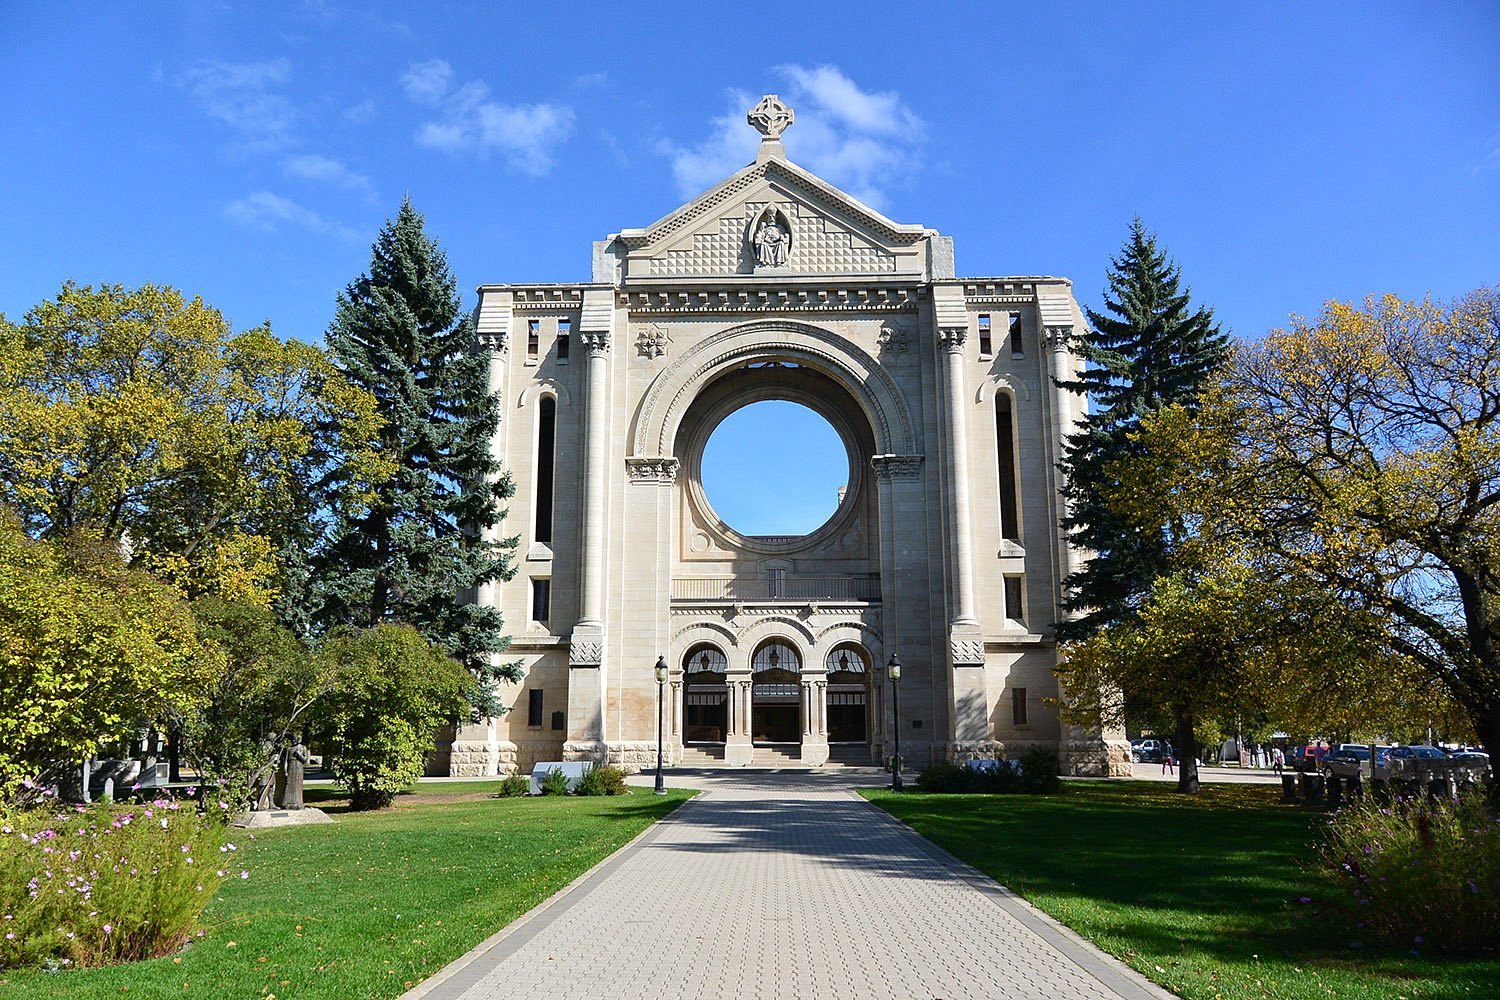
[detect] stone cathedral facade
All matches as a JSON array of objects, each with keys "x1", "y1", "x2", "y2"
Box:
[{"x1": 437, "y1": 97, "x2": 1130, "y2": 778}]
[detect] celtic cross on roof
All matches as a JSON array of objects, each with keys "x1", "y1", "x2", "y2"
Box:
[{"x1": 747, "y1": 95, "x2": 795, "y2": 139}]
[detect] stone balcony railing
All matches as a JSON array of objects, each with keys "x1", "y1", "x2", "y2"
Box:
[{"x1": 671, "y1": 575, "x2": 881, "y2": 602}]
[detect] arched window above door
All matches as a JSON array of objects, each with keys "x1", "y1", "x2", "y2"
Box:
[
  {"x1": 751, "y1": 640, "x2": 801, "y2": 674},
  {"x1": 684, "y1": 645, "x2": 728, "y2": 674},
  {"x1": 825, "y1": 645, "x2": 869, "y2": 674}
]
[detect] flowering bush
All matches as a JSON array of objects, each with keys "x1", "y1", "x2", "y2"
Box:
[
  {"x1": 0, "y1": 798, "x2": 241, "y2": 970},
  {"x1": 1317, "y1": 793, "x2": 1500, "y2": 954}
]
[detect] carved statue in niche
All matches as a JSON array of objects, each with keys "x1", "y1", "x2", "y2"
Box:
[{"x1": 752, "y1": 210, "x2": 790, "y2": 268}]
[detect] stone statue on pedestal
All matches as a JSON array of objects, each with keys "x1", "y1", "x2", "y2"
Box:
[{"x1": 278, "y1": 734, "x2": 309, "y2": 810}]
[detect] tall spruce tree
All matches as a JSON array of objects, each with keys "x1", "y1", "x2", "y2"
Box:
[
  {"x1": 318, "y1": 199, "x2": 518, "y2": 715},
  {"x1": 1056, "y1": 219, "x2": 1230, "y2": 785},
  {"x1": 1058, "y1": 218, "x2": 1231, "y2": 637}
]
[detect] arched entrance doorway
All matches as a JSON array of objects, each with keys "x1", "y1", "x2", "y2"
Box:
[
  {"x1": 683, "y1": 644, "x2": 729, "y2": 745},
  {"x1": 751, "y1": 640, "x2": 802, "y2": 745},
  {"x1": 825, "y1": 644, "x2": 872, "y2": 746}
]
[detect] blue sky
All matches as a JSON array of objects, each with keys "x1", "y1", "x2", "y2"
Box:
[{"x1": 2, "y1": 3, "x2": 1497, "y2": 529}]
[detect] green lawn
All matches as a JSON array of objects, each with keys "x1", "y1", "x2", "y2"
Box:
[
  {"x1": 865, "y1": 781, "x2": 1500, "y2": 1000},
  {"x1": 0, "y1": 783, "x2": 691, "y2": 999}
]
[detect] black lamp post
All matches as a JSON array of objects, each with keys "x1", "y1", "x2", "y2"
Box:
[
  {"x1": 654, "y1": 655, "x2": 668, "y2": 796},
  {"x1": 887, "y1": 653, "x2": 903, "y2": 791}
]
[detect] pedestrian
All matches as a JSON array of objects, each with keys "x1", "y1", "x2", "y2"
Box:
[
  {"x1": 1162, "y1": 746, "x2": 1175, "y2": 776},
  {"x1": 1272, "y1": 746, "x2": 1285, "y2": 775}
]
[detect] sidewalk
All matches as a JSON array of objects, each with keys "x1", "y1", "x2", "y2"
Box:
[{"x1": 405, "y1": 771, "x2": 1174, "y2": 1000}]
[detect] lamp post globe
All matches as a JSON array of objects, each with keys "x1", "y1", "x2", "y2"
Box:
[
  {"x1": 654, "y1": 655, "x2": 668, "y2": 795},
  {"x1": 887, "y1": 653, "x2": 903, "y2": 792}
]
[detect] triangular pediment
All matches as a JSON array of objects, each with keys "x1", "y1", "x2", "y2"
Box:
[{"x1": 612, "y1": 158, "x2": 935, "y2": 280}]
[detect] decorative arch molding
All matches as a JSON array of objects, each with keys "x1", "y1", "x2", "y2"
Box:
[
  {"x1": 976, "y1": 373, "x2": 1030, "y2": 405},
  {"x1": 812, "y1": 620, "x2": 885, "y2": 645},
  {"x1": 631, "y1": 319, "x2": 918, "y2": 458},
  {"x1": 518, "y1": 380, "x2": 573, "y2": 408},
  {"x1": 735, "y1": 613, "x2": 818, "y2": 648},
  {"x1": 670, "y1": 620, "x2": 740, "y2": 649}
]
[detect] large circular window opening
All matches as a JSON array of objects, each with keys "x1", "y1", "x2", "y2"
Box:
[{"x1": 700, "y1": 400, "x2": 850, "y2": 536}]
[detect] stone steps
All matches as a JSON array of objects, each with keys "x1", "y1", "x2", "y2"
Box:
[{"x1": 752, "y1": 744, "x2": 802, "y2": 767}]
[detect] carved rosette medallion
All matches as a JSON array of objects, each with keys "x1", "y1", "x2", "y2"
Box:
[
  {"x1": 950, "y1": 637, "x2": 986, "y2": 665},
  {"x1": 747, "y1": 95, "x2": 795, "y2": 139},
  {"x1": 870, "y1": 454, "x2": 924, "y2": 481},
  {"x1": 625, "y1": 456, "x2": 680, "y2": 485},
  {"x1": 635, "y1": 323, "x2": 672, "y2": 360},
  {"x1": 569, "y1": 639, "x2": 603, "y2": 666}
]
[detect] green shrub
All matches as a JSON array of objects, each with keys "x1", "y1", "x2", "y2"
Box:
[
  {"x1": 539, "y1": 767, "x2": 570, "y2": 796},
  {"x1": 1316, "y1": 792, "x2": 1500, "y2": 953},
  {"x1": 573, "y1": 765, "x2": 628, "y2": 796},
  {"x1": 575, "y1": 767, "x2": 608, "y2": 796},
  {"x1": 596, "y1": 765, "x2": 630, "y2": 795},
  {"x1": 918, "y1": 756, "x2": 1057, "y2": 795},
  {"x1": 1017, "y1": 746, "x2": 1061, "y2": 794},
  {"x1": 317, "y1": 626, "x2": 475, "y2": 810},
  {"x1": 496, "y1": 774, "x2": 529, "y2": 798},
  {"x1": 0, "y1": 799, "x2": 235, "y2": 970},
  {"x1": 917, "y1": 761, "x2": 972, "y2": 793}
]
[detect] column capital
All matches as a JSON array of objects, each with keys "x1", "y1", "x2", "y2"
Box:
[
  {"x1": 1045, "y1": 325, "x2": 1072, "y2": 352},
  {"x1": 476, "y1": 330, "x2": 508, "y2": 353},
  {"x1": 582, "y1": 331, "x2": 611, "y2": 356},
  {"x1": 938, "y1": 327, "x2": 967, "y2": 354},
  {"x1": 626, "y1": 456, "x2": 679, "y2": 485},
  {"x1": 870, "y1": 454, "x2": 924, "y2": 481}
]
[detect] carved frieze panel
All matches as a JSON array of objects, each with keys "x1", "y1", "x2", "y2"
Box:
[
  {"x1": 950, "y1": 637, "x2": 986, "y2": 665},
  {"x1": 568, "y1": 639, "x2": 603, "y2": 666},
  {"x1": 647, "y1": 199, "x2": 896, "y2": 277}
]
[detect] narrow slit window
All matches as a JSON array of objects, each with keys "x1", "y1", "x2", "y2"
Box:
[
  {"x1": 977, "y1": 314, "x2": 992, "y2": 357},
  {"x1": 527, "y1": 319, "x2": 540, "y2": 359},
  {"x1": 1008, "y1": 312, "x2": 1024, "y2": 357},
  {"x1": 531, "y1": 578, "x2": 551, "y2": 623},
  {"x1": 534, "y1": 397, "x2": 556, "y2": 543},
  {"x1": 1004, "y1": 576, "x2": 1024, "y2": 625},
  {"x1": 527, "y1": 689, "x2": 544, "y2": 727},
  {"x1": 1012, "y1": 687, "x2": 1028, "y2": 726},
  {"x1": 556, "y1": 318, "x2": 570, "y2": 363},
  {"x1": 996, "y1": 395, "x2": 1020, "y2": 541}
]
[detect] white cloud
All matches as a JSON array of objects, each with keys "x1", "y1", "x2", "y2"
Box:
[
  {"x1": 223, "y1": 191, "x2": 356, "y2": 240},
  {"x1": 660, "y1": 67, "x2": 925, "y2": 208},
  {"x1": 400, "y1": 59, "x2": 452, "y2": 106},
  {"x1": 282, "y1": 153, "x2": 375, "y2": 198},
  {"x1": 342, "y1": 99, "x2": 377, "y2": 126},
  {"x1": 177, "y1": 58, "x2": 297, "y2": 152},
  {"x1": 400, "y1": 60, "x2": 575, "y2": 175}
]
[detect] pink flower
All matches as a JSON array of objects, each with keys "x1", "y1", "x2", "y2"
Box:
[
  {"x1": 239, "y1": 871, "x2": 249, "y2": 879},
  {"x1": 102, "y1": 924, "x2": 112, "y2": 935}
]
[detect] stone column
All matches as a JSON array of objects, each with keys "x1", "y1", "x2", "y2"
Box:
[
  {"x1": 937, "y1": 326, "x2": 979, "y2": 629},
  {"x1": 1045, "y1": 326, "x2": 1078, "y2": 591},
  {"x1": 725, "y1": 674, "x2": 753, "y2": 766},
  {"x1": 938, "y1": 326, "x2": 989, "y2": 747},
  {"x1": 451, "y1": 305, "x2": 511, "y2": 776},
  {"x1": 565, "y1": 327, "x2": 610, "y2": 761},
  {"x1": 578, "y1": 330, "x2": 611, "y2": 629}
]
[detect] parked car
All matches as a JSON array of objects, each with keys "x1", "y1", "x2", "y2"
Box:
[
  {"x1": 1291, "y1": 744, "x2": 1329, "y2": 773},
  {"x1": 1321, "y1": 746, "x2": 1392, "y2": 779},
  {"x1": 1133, "y1": 738, "x2": 1172, "y2": 763}
]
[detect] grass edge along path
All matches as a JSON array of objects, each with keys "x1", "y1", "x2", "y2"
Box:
[
  {"x1": 0, "y1": 783, "x2": 693, "y2": 999},
  {"x1": 864, "y1": 781, "x2": 1500, "y2": 1000}
]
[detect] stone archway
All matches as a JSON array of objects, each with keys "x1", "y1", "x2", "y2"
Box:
[{"x1": 750, "y1": 639, "x2": 802, "y2": 745}]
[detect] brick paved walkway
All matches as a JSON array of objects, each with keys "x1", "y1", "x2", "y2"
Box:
[{"x1": 407, "y1": 772, "x2": 1174, "y2": 1000}]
